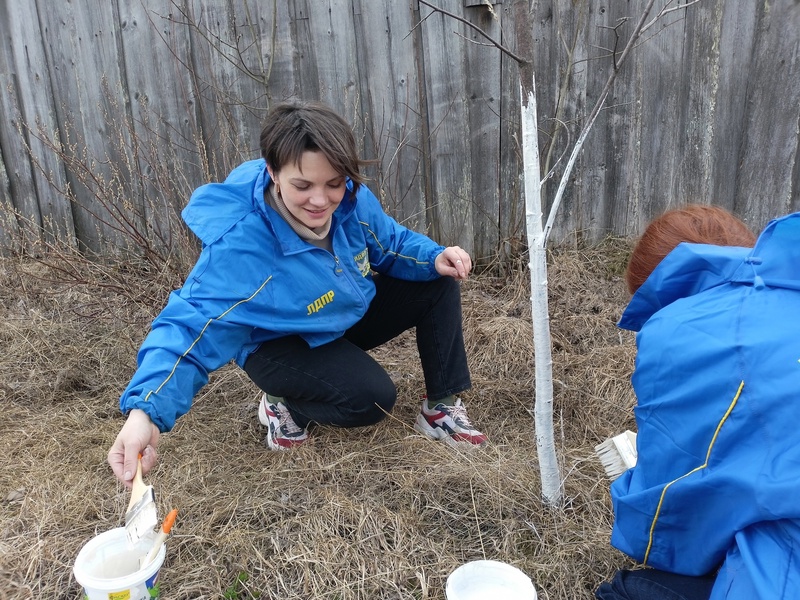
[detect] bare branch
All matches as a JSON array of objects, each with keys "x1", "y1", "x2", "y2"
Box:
[
  {"x1": 611, "y1": 18, "x2": 628, "y2": 71},
  {"x1": 642, "y1": 0, "x2": 702, "y2": 35},
  {"x1": 405, "y1": 7, "x2": 437, "y2": 40},
  {"x1": 417, "y1": 0, "x2": 529, "y2": 65},
  {"x1": 540, "y1": 118, "x2": 573, "y2": 186},
  {"x1": 544, "y1": 0, "x2": 677, "y2": 243},
  {"x1": 453, "y1": 30, "x2": 495, "y2": 49},
  {"x1": 575, "y1": 2, "x2": 695, "y2": 69}
]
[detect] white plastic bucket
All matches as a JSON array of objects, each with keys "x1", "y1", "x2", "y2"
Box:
[
  {"x1": 73, "y1": 527, "x2": 166, "y2": 600},
  {"x1": 446, "y1": 560, "x2": 537, "y2": 600}
]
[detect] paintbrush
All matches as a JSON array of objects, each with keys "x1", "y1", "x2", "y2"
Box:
[
  {"x1": 594, "y1": 430, "x2": 638, "y2": 481},
  {"x1": 141, "y1": 508, "x2": 178, "y2": 568},
  {"x1": 125, "y1": 453, "x2": 158, "y2": 545}
]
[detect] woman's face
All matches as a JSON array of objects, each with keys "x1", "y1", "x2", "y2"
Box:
[{"x1": 268, "y1": 151, "x2": 346, "y2": 229}]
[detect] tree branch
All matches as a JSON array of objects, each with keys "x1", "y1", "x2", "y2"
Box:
[
  {"x1": 543, "y1": 0, "x2": 665, "y2": 243},
  {"x1": 417, "y1": 0, "x2": 529, "y2": 65},
  {"x1": 642, "y1": 0, "x2": 702, "y2": 35}
]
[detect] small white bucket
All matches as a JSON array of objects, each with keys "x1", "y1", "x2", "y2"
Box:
[
  {"x1": 446, "y1": 560, "x2": 537, "y2": 600},
  {"x1": 73, "y1": 527, "x2": 166, "y2": 600}
]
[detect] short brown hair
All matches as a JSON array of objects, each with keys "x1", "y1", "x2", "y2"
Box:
[
  {"x1": 259, "y1": 100, "x2": 366, "y2": 193},
  {"x1": 625, "y1": 204, "x2": 757, "y2": 294}
]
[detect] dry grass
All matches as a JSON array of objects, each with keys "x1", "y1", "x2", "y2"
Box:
[{"x1": 0, "y1": 240, "x2": 639, "y2": 600}]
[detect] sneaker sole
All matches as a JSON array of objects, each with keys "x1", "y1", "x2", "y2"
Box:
[{"x1": 267, "y1": 433, "x2": 292, "y2": 451}]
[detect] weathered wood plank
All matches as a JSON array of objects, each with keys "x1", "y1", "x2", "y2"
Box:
[
  {"x1": 0, "y1": 0, "x2": 75, "y2": 249},
  {"x1": 263, "y1": 0, "x2": 303, "y2": 104},
  {"x1": 464, "y1": 2, "x2": 502, "y2": 262},
  {"x1": 418, "y1": 0, "x2": 474, "y2": 250},
  {"x1": 288, "y1": 0, "x2": 321, "y2": 102},
  {"x1": 287, "y1": 0, "x2": 360, "y2": 115},
  {"x1": 0, "y1": 5, "x2": 28, "y2": 249},
  {"x1": 532, "y1": 0, "x2": 593, "y2": 244},
  {"x1": 602, "y1": 3, "x2": 689, "y2": 238},
  {"x1": 0, "y1": 0, "x2": 798, "y2": 258},
  {"x1": 734, "y1": 0, "x2": 800, "y2": 230},
  {"x1": 598, "y1": 7, "x2": 643, "y2": 242},
  {"x1": 116, "y1": 0, "x2": 206, "y2": 254},
  {"x1": 674, "y1": 0, "x2": 726, "y2": 213},
  {"x1": 497, "y1": 0, "x2": 523, "y2": 263},
  {"x1": 35, "y1": 0, "x2": 136, "y2": 253},
  {"x1": 180, "y1": 0, "x2": 272, "y2": 178},
  {"x1": 0, "y1": 140, "x2": 19, "y2": 249},
  {"x1": 302, "y1": 0, "x2": 361, "y2": 123},
  {"x1": 352, "y1": 0, "x2": 427, "y2": 231},
  {"x1": 709, "y1": 1, "x2": 758, "y2": 222}
]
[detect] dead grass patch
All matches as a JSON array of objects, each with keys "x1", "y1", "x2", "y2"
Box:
[{"x1": 0, "y1": 240, "x2": 638, "y2": 599}]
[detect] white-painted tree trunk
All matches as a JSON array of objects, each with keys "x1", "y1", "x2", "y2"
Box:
[
  {"x1": 420, "y1": 0, "x2": 687, "y2": 509},
  {"x1": 517, "y1": 0, "x2": 662, "y2": 507},
  {"x1": 520, "y1": 81, "x2": 561, "y2": 506}
]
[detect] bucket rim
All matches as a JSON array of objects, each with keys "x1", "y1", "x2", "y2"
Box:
[{"x1": 445, "y1": 559, "x2": 536, "y2": 599}]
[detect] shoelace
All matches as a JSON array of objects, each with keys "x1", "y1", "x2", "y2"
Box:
[
  {"x1": 277, "y1": 406, "x2": 305, "y2": 435},
  {"x1": 447, "y1": 403, "x2": 472, "y2": 428}
]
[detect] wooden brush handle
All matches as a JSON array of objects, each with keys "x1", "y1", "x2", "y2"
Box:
[{"x1": 127, "y1": 454, "x2": 147, "y2": 511}]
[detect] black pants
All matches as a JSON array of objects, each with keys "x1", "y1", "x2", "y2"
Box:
[
  {"x1": 596, "y1": 569, "x2": 717, "y2": 600},
  {"x1": 243, "y1": 275, "x2": 471, "y2": 429}
]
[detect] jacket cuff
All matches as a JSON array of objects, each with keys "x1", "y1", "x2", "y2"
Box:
[
  {"x1": 429, "y1": 247, "x2": 446, "y2": 277},
  {"x1": 121, "y1": 397, "x2": 171, "y2": 433}
]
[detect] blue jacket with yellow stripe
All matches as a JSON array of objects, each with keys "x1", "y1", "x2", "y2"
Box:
[
  {"x1": 611, "y1": 212, "x2": 800, "y2": 599},
  {"x1": 119, "y1": 159, "x2": 444, "y2": 432}
]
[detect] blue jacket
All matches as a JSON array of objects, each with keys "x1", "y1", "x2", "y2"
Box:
[
  {"x1": 612, "y1": 212, "x2": 800, "y2": 599},
  {"x1": 120, "y1": 159, "x2": 445, "y2": 432}
]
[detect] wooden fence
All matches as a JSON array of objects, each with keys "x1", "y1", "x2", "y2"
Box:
[{"x1": 0, "y1": 0, "x2": 798, "y2": 262}]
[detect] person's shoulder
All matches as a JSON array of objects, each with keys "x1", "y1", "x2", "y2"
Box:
[
  {"x1": 223, "y1": 159, "x2": 266, "y2": 185},
  {"x1": 619, "y1": 243, "x2": 749, "y2": 332},
  {"x1": 352, "y1": 183, "x2": 389, "y2": 218},
  {"x1": 748, "y1": 211, "x2": 800, "y2": 283},
  {"x1": 183, "y1": 160, "x2": 267, "y2": 245}
]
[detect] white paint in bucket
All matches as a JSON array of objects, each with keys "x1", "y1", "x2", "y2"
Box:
[
  {"x1": 73, "y1": 527, "x2": 166, "y2": 600},
  {"x1": 446, "y1": 560, "x2": 537, "y2": 600}
]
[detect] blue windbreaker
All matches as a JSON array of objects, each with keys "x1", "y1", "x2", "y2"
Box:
[
  {"x1": 611, "y1": 212, "x2": 800, "y2": 599},
  {"x1": 119, "y1": 159, "x2": 445, "y2": 432}
]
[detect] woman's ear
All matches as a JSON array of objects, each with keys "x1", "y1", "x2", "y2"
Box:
[{"x1": 266, "y1": 165, "x2": 280, "y2": 194}]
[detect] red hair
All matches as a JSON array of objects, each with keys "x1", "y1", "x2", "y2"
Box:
[{"x1": 625, "y1": 205, "x2": 756, "y2": 294}]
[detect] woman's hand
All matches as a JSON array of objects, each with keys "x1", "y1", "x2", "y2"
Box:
[
  {"x1": 107, "y1": 409, "x2": 160, "y2": 487},
  {"x1": 435, "y1": 246, "x2": 472, "y2": 280}
]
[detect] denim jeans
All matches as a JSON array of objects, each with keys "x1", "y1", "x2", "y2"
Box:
[
  {"x1": 596, "y1": 569, "x2": 717, "y2": 600},
  {"x1": 243, "y1": 274, "x2": 471, "y2": 428}
]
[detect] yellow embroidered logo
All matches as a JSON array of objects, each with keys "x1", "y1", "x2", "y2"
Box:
[
  {"x1": 307, "y1": 290, "x2": 335, "y2": 315},
  {"x1": 354, "y1": 248, "x2": 370, "y2": 277}
]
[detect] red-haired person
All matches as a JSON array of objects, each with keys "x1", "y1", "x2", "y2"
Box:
[{"x1": 596, "y1": 205, "x2": 800, "y2": 600}]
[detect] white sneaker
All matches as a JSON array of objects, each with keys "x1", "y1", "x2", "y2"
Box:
[
  {"x1": 414, "y1": 398, "x2": 488, "y2": 446},
  {"x1": 258, "y1": 394, "x2": 309, "y2": 451}
]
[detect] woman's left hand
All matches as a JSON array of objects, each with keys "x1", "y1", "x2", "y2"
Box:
[{"x1": 435, "y1": 246, "x2": 472, "y2": 280}]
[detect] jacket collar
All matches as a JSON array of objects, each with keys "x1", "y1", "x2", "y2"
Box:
[
  {"x1": 618, "y1": 211, "x2": 800, "y2": 332},
  {"x1": 182, "y1": 159, "x2": 358, "y2": 252},
  {"x1": 254, "y1": 165, "x2": 359, "y2": 255},
  {"x1": 618, "y1": 243, "x2": 750, "y2": 332}
]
